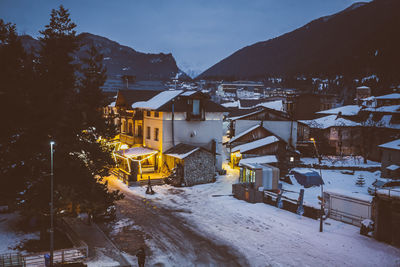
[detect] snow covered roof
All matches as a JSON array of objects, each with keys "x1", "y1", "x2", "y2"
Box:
[
  {"x1": 229, "y1": 109, "x2": 262, "y2": 121},
  {"x1": 239, "y1": 155, "x2": 278, "y2": 165},
  {"x1": 221, "y1": 101, "x2": 240, "y2": 108},
  {"x1": 317, "y1": 105, "x2": 361, "y2": 116},
  {"x1": 232, "y1": 136, "x2": 279, "y2": 153},
  {"x1": 364, "y1": 105, "x2": 400, "y2": 114},
  {"x1": 387, "y1": 165, "x2": 400, "y2": 171},
  {"x1": 109, "y1": 101, "x2": 116, "y2": 107},
  {"x1": 181, "y1": 91, "x2": 197, "y2": 96},
  {"x1": 357, "y1": 86, "x2": 370, "y2": 89},
  {"x1": 131, "y1": 90, "x2": 183, "y2": 110},
  {"x1": 257, "y1": 100, "x2": 283, "y2": 111},
  {"x1": 299, "y1": 115, "x2": 360, "y2": 129},
  {"x1": 375, "y1": 93, "x2": 400, "y2": 100},
  {"x1": 378, "y1": 139, "x2": 400, "y2": 151},
  {"x1": 227, "y1": 124, "x2": 261, "y2": 144},
  {"x1": 164, "y1": 143, "x2": 206, "y2": 159},
  {"x1": 116, "y1": 147, "x2": 158, "y2": 158}
]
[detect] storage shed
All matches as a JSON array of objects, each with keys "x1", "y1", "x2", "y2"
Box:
[{"x1": 164, "y1": 143, "x2": 215, "y2": 186}]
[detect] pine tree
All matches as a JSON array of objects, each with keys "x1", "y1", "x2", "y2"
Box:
[
  {"x1": 12, "y1": 6, "x2": 123, "y2": 227},
  {"x1": 0, "y1": 19, "x2": 33, "y2": 205},
  {"x1": 355, "y1": 174, "x2": 365, "y2": 187}
]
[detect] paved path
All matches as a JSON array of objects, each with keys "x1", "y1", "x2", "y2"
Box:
[
  {"x1": 106, "y1": 177, "x2": 248, "y2": 266},
  {"x1": 63, "y1": 217, "x2": 131, "y2": 266}
]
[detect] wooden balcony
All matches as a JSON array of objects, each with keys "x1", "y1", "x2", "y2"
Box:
[{"x1": 120, "y1": 133, "x2": 143, "y2": 146}]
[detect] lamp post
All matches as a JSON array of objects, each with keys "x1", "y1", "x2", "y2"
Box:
[
  {"x1": 310, "y1": 138, "x2": 324, "y2": 232},
  {"x1": 50, "y1": 141, "x2": 55, "y2": 266}
]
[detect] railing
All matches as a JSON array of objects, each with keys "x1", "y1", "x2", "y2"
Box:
[
  {"x1": 120, "y1": 133, "x2": 142, "y2": 145},
  {"x1": 110, "y1": 168, "x2": 131, "y2": 184},
  {"x1": 20, "y1": 218, "x2": 89, "y2": 267},
  {"x1": 376, "y1": 188, "x2": 400, "y2": 199},
  {"x1": 0, "y1": 253, "x2": 25, "y2": 267},
  {"x1": 23, "y1": 247, "x2": 87, "y2": 267}
]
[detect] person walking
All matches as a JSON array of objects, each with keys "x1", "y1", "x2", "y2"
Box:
[{"x1": 136, "y1": 247, "x2": 146, "y2": 267}]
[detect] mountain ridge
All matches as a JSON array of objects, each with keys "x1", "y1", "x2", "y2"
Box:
[
  {"x1": 197, "y1": 0, "x2": 400, "y2": 83},
  {"x1": 20, "y1": 32, "x2": 190, "y2": 82}
]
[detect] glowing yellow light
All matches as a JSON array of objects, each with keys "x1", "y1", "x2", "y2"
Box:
[{"x1": 310, "y1": 137, "x2": 315, "y2": 141}]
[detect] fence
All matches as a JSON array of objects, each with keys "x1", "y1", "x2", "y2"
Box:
[
  {"x1": 21, "y1": 218, "x2": 89, "y2": 267},
  {"x1": 0, "y1": 253, "x2": 25, "y2": 267},
  {"x1": 232, "y1": 183, "x2": 320, "y2": 219},
  {"x1": 324, "y1": 191, "x2": 373, "y2": 227},
  {"x1": 23, "y1": 247, "x2": 87, "y2": 267},
  {"x1": 110, "y1": 168, "x2": 130, "y2": 184}
]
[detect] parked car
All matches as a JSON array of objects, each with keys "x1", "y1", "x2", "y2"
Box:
[
  {"x1": 367, "y1": 179, "x2": 400, "y2": 195},
  {"x1": 93, "y1": 205, "x2": 116, "y2": 221}
]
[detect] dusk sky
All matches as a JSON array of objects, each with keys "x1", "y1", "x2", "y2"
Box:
[{"x1": 0, "y1": 0, "x2": 369, "y2": 75}]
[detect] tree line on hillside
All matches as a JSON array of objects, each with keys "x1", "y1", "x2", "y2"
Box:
[{"x1": 0, "y1": 6, "x2": 123, "y2": 235}]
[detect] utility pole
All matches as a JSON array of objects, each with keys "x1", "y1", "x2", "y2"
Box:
[
  {"x1": 50, "y1": 141, "x2": 55, "y2": 266},
  {"x1": 310, "y1": 138, "x2": 324, "y2": 232}
]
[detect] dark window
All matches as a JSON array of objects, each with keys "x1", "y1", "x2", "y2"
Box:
[
  {"x1": 128, "y1": 123, "x2": 133, "y2": 135},
  {"x1": 137, "y1": 125, "x2": 142, "y2": 137},
  {"x1": 147, "y1": 111, "x2": 151, "y2": 117},
  {"x1": 186, "y1": 98, "x2": 204, "y2": 121},
  {"x1": 146, "y1": 126, "x2": 151, "y2": 139},
  {"x1": 154, "y1": 111, "x2": 159, "y2": 118},
  {"x1": 154, "y1": 128, "x2": 159, "y2": 141},
  {"x1": 192, "y1": 99, "x2": 200, "y2": 115}
]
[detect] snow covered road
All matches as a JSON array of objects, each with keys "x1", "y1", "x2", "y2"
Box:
[
  {"x1": 107, "y1": 177, "x2": 248, "y2": 266},
  {"x1": 107, "y1": 167, "x2": 400, "y2": 267}
]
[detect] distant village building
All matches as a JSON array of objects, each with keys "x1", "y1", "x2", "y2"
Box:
[
  {"x1": 378, "y1": 139, "x2": 400, "y2": 179},
  {"x1": 300, "y1": 114, "x2": 362, "y2": 156},
  {"x1": 283, "y1": 93, "x2": 339, "y2": 120},
  {"x1": 226, "y1": 107, "x2": 298, "y2": 173},
  {"x1": 216, "y1": 81, "x2": 265, "y2": 99},
  {"x1": 355, "y1": 86, "x2": 371, "y2": 105},
  {"x1": 301, "y1": 92, "x2": 400, "y2": 160}
]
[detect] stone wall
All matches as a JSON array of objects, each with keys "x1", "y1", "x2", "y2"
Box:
[{"x1": 184, "y1": 150, "x2": 215, "y2": 186}]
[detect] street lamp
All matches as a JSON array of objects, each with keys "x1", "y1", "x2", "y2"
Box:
[
  {"x1": 310, "y1": 137, "x2": 324, "y2": 232},
  {"x1": 50, "y1": 141, "x2": 55, "y2": 267}
]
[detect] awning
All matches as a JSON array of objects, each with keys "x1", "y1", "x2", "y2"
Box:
[
  {"x1": 290, "y1": 169, "x2": 324, "y2": 188},
  {"x1": 116, "y1": 147, "x2": 157, "y2": 158}
]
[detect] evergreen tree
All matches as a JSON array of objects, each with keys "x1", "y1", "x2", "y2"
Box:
[
  {"x1": 0, "y1": 19, "x2": 33, "y2": 205},
  {"x1": 2, "y1": 6, "x2": 125, "y2": 228}
]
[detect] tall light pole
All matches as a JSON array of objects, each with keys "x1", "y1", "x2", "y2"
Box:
[
  {"x1": 50, "y1": 141, "x2": 55, "y2": 266},
  {"x1": 310, "y1": 138, "x2": 324, "y2": 232}
]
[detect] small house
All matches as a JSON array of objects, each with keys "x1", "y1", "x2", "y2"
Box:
[
  {"x1": 378, "y1": 139, "x2": 400, "y2": 179},
  {"x1": 164, "y1": 143, "x2": 215, "y2": 186}
]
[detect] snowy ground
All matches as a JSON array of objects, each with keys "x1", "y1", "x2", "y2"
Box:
[
  {"x1": 300, "y1": 156, "x2": 381, "y2": 168},
  {"x1": 283, "y1": 168, "x2": 380, "y2": 208},
  {"x1": 117, "y1": 165, "x2": 400, "y2": 267},
  {"x1": 85, "y1": 247, "x2": 120, "y2": 267},
  {"x1": 0, "y1": 213, "x2": 39, "y2": 254}
]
